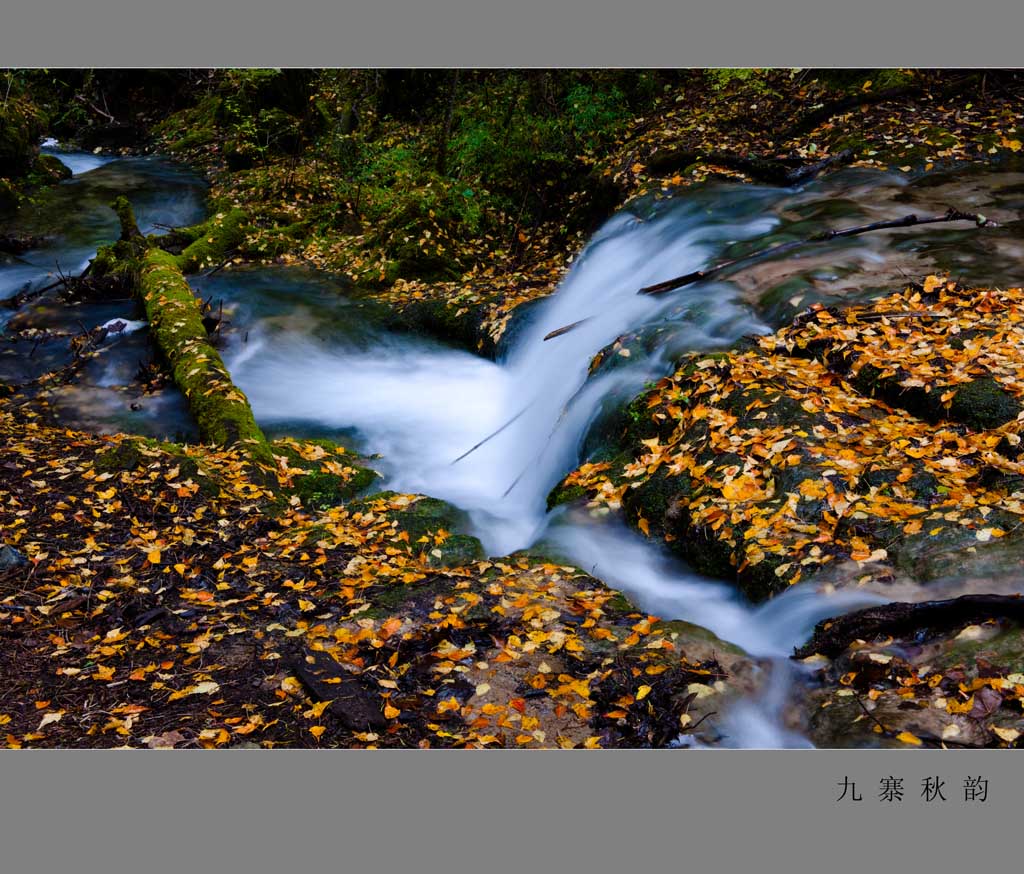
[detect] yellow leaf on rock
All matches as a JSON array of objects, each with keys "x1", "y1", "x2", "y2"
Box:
[
  {"x1": 721, "y1": 475, "x2": 764, "y2": 502},
  {"x1": 896, "y1": 730, "x2": 922, "y2": 746},
  {"x1": 993, "y1": 726, "x2": 1020, "y2": 743}
]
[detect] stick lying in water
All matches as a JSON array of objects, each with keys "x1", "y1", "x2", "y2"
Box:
[
  {"x1": 542, "y1": 208, "x2": 997, "y2": 341},
  {"x1": 543, "y1": 317, "x2": 591, "y2": 341},
  {"x1": 450, "y1": 403, "x2": 533, "y2": 465},
  {"x1": 639, "y1": 208, "x2": 998, "y2": 296},
  {"x1": 793, "y1": 593, "x2": 1024, "y2": 660}
]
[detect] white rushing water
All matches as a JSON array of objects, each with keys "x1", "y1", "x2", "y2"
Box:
[
  {"x1": 230, "y1": 197, "x2": 777, "y2": 553},
  {"x1": 223, "y1": 190, "x2": 896, "y2": 746},
  {"x1": 8, "y1": 155, "x2": 1022, "y2": 744},
  {"x1": 41, "y1": 143, "x2": 117, "y2": 176}
]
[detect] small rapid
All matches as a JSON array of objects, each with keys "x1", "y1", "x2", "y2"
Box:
[
  {"x1": 226, "y1": 191, "x2": 780, "y2": 554},
  {"x1": 216, "y1": 185, "x2": 894, "y2": 746},
  {"x1": 7, "y1": 149, "x2": 1024, "y2": 745}
]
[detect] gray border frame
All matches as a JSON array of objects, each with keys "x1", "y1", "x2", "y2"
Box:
[
  {"x1": 3, "y1": 1, "x2": 1024, "y2": 870},
  {"x1": 0, "y1": 751, "x2": 1019, "y2": 871},
  {"x1": 3, "y1": 1, "x2": 1024, "y2": 67}
]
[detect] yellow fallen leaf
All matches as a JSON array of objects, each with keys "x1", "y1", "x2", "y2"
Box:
[
  {"x1": 721, "y1": 474, "x2": 765, "y2": 502},
  {"x1": 37, "y1": 711, "x2": 64, "y2": 730},
  {"x1": 896, "y1": 730, "x2": 922, "y2": 746},
  {"x1": 993, "y1": 726, "x2": 1020, "y2": 743},
  {"x1": 147, "y1": 549, "x2": 161, "y2": 565}
]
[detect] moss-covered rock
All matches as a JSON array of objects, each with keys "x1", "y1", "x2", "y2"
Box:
[
  {"x1": 949, "y1": 377, "x2": 1022, "y2": 431},
  {"x1": 546, "y1": 482, "x2": 587, "y2": 511},
  {"x1": 394, "y1": 297, "x2": 495, "y2": 357},
  {"x1": 33, "y1": 154, "x2": 72, "y2": 184},
  {"x1": 799, "y1": 620, "x2": 1024, "y2": 749},
  {"x1": 94, "y1": 442, "x2": 143, "y2": 473},
  {"x1": 349, "y1": 491, "x2": 485, "y2": 568},
  {"x1": 290, "y1": 467, "x2": 379, "y2": 509}
]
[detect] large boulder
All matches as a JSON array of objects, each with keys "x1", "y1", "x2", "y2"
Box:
[
  {"x1": 555, "y1": 280, "x2": 1024, "y2": 601},
  {"x1": 797, "y1": 617, "x2": 1024, "y2": 748}
]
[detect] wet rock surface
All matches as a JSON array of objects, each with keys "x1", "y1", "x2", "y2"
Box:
[
  {"x1": 796, "y1": 618, "x2": 1024, "y2": 748},
  {"x1": 559, "y1": 280, "x2": 1024, "y2": 602}
]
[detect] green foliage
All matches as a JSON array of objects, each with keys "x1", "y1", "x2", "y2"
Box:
[
  {"x1": 0, "y1": 85, "x2": 47, "y2": 180},
  {"x1": 564, "y1": 83, "x2": 630, "y2": 150},
  {"x1": 705, "y1": 69, "x2": 764, "y2": 91},
  {"x1": 156, "y1": 70, "x2": 662, "y2": 281}
]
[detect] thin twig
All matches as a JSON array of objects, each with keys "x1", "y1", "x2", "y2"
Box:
[
  {"x1": 450, "y1": 403, "x2": 533, "y2": 465},
  {"x1": 639, "y1": 209, "x2": 997, "y2": 297}
]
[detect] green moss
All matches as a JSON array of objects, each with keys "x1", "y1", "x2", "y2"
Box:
[
  {"x1": 111, "y1": 196, "x2": 144, "y2": 243},
  {"x1": 361, "y1": 575, "x2": 453, "y2": 620},
  {"x1": 853, "y1": 366, "x2": 1021, "y2": 432},
  {"x1": 175, "y1": 209, "x2": 249, "y2": 273},
  {"x1": 94, "y1": 442, "x2": 143, "y2": 473},
  {"x1": 139, "y1": 249, "x2": 272, "y2": 464},
  {"x1": 350, "y1": 491, "x2": 486, "y2": 567},
  {"x1": 425, "y1": 533, "x2": 485, "y2": 568},
  {"x1": 0, "y1": 94, "x2": 47, "y2": 179},
  {"x1": 605, "y1": 591, "x2": 637, "y2": 616},
  {"x1": 395, "y1": 297, "x2": 492, "y2": 356},
  {"x1": 92, "y1": 439, "x2": 223, "y2": 496},
  {"x1": 623, "y1": 468, "x2": 689, "y2": 537},
  {"x1": 270, "y1": 438, "x2": 380, "y2": 507},
  {"x1": 292, "y1": 468, "x2": 377, "y2": 509},
  {"x1": 659, "y1": 619, "x2": 747, "y2": 657},
  {"x1": 950, "y1": 378, "x2": 1022, "y2": 431},
  {"x1": 934, "y1": 625, "x2": 1024, "y2": 672},
  {"x1": 32, "y1": 154, "x2": 71, "y2": 184},
  {"x1": 158, "y1": 95, "x2": 223, "y2": 153},
  {"x1": 546, "y1": 482, "x2": 587, "y2": 511}
]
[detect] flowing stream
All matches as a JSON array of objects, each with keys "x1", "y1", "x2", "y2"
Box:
[{"x1": 5, "y1": 149, "x2": 1024, "y2": 746}]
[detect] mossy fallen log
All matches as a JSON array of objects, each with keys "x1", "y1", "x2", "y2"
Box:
[
  {"x1": 93, "y1": 196, "x2": 271, "y2": 464},
  {"x1": 174, "y1": 208, "x2": 248, "y2": 273},
  {"x1": 138, "y1": 248, "x2": 272, "y2": 463}
]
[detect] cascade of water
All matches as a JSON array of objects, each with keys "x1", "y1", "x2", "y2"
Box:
[
  {"x1": 15, "y1": 155, "x2": 998, "y2": 745},
  {"x1": 224, "y1": 190, "x2": 891, "y2": 746},
  {"x1": 230, "y1": 192, "x2": 778, "y2": 553}
]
